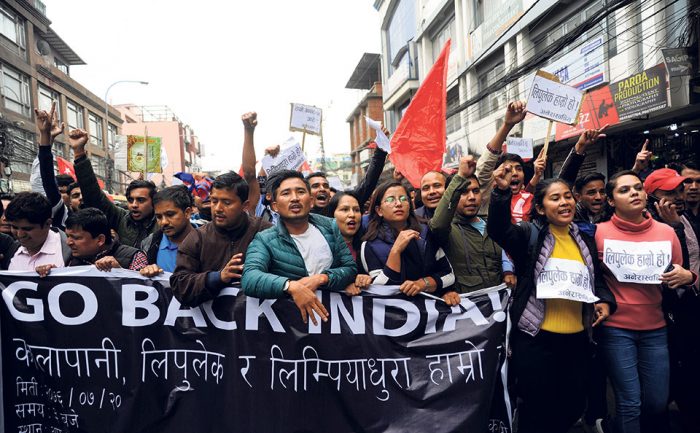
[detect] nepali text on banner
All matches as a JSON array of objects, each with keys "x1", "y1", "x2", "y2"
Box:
[{"x1": 0, "y1": 268, "x2": 512, "y2": 433}]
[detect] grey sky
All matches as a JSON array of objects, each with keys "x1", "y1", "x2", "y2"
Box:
[{"x1": 44, "y1": 0, "x2": 381, "y2": 171}]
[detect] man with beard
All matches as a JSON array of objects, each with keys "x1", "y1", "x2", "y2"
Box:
[
  {"x1": 644, "y1": 168, "x2": 700, "y2": 433},
  {"x1": 429, "y1": 156, "x2": 514, "y2": 299},
  {"x1": 66, "y1": 183, "x2": 83, "y2": 212},
  {"x1": 242, "y1": 170, "x2": 356, "y2": 325},
  {"x1": 68, "y1": 129, "x2": 157, "y2": 248},
  {"x1": 170, "y1": 171, "x2": 271, "y2": 306},
  {"x1": 139, "y1": 186, "x2": 195, "y2": 275},
  {"x1": 681, "y1": 162, "x2": 700, "y2": 231}
]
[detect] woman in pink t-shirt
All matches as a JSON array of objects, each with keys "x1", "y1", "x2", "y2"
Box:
[{"x1": 595, "y1": 170, "x2": 695, "y2": 433}]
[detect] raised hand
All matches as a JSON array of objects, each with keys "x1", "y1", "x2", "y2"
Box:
[
  {"x1": 493, "y1": 163, "x2": 515, "y2": 191},
  {"x1": 575, "y1": 124, "x2": 608, "y2": 153},
  {"x1": 457, "y1": 155, "x2": 477, "y2": 179},
  {"x1": 241, "y1": 112, "x2": 257, "y2": 132},
  {"x1": 655, "y1": 198, "x2": 680, "y2": 225},
  {"x1": 67, "y1": 128, "x2": 89, "y2": 158},
  {"x1": 504, "y1": 101, "x2": 527, "y2": 127},
  {"x1": 264, "y1": 144, "x2": 281, "y2": 158},
  {"x1": 35, "y1": 101, "x2": 64, "y2": 146},
  {"x1": 632, "y1": 139, "x2": 652, "y2": 173}
]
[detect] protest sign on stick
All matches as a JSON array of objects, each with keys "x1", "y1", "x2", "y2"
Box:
[
  {"x1": 527, "y1": 70, "x2": 584, "y2": 155},
  {"x1": 261, "y1": 140, "x2": 307, "y2": 176},
  {"x1": 290, "y1": 103, "x2": 322, "y2": 150}
]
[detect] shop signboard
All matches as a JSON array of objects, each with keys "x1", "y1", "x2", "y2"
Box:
[{"x1": 609, "y1": 63, "x2": 668, "y2": 122}]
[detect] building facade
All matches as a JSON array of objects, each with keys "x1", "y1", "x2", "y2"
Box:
[
  {"x1": 345, "y1": 53, "x2": 388, "y2": 184},
  {"x1": 374, "y1": 0, "x2": 700, "y2": 175},
  {"x1": 115, "y1": 104, "x2": 203, "y2": 189},
  {"x1": 0, "y1": 0, "x2": 124, "y2": 194}
]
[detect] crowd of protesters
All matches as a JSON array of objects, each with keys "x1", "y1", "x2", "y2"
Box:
[{"x1": 0, "y1": 100, "x2": 698, "y2": 433}]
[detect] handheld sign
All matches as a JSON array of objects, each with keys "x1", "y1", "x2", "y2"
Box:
[
  {"x1": 365, "y1": 116, "x2": 391, "y2": 154},
  {"x1": 289, "y1": 103, "x2": 322, "y2": 135},
  {"x1": 505, "y1": 137, "x2": 533, "y2": 160},
  {"x1": 261, "y1": 140, "x2": 307, "y2": 176},
  {"x1": 527, "y1": 70, "x2": 584, "y2": 125}
]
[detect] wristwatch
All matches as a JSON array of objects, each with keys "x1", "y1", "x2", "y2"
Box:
[{"x1": 283, "y1": 280, "x2": 290, "y2": 295}]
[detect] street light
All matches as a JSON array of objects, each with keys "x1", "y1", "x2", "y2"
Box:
[{"x1": 103, "y1": 80, "x2": 148, "y2": 192}]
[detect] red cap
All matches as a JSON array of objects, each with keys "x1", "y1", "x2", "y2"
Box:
[{"x1": 643, "y1": 168, "x2": 687, "y2": 194}]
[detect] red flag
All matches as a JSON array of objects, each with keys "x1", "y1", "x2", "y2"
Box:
[
  {"x1": 389, "y1": 40, "x2": 451, "y2": 188},
  {"x1": 56, "y1": 157, "x2": 76, "y2": 180}
]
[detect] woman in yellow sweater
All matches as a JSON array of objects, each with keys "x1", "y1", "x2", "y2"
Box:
[{"x1": 487, "y1": 164, "x2": 616, "y2": 433}]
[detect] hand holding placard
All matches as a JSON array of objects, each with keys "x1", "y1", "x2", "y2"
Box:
[{"x1": 365, "y1": 116, "x2": 391, "y2": 154}]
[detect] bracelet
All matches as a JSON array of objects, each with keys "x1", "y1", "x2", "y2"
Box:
[{"x1": 422, "y1": 277, "x2": 432, "y2": 290}]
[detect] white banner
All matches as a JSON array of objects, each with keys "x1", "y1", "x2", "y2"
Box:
[
  {"x1": 505, "y1": 137, "x2": 533, "y2": 159},
  {"x1": 526, "y1": 71, "x2": 584, "y2": 125},
  {"x1": 290, "y1": 103, "x2": 322, "y2": 135},
  {"x1": 603, "y1": 239, "x2": 672, "y2": 284},
  {"x1": 261, "y1": 142, "x2": 307, "y2": 176},
  {"x1": 536, "y1": 258, "x2": 598, "y2": 303}
]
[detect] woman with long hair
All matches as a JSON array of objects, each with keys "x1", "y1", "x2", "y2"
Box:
[
  {"x1": 323, "y1": 191, "x2": 372, "y2": 295},
  {"x1": 486, "y1": 163, "x2": 616, "y2": 433},
  {"x1": 359, "y1": 181, "x2": 454, "y2": 296},
  {"x1": 596, "y1": 170, "x2": 695, "y2": 433}
]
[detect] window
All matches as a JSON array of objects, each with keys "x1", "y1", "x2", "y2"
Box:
[
  {"x1": 91, "y1": 155, "x2": 106, "y2": 178},
  {"x1": 0, "y1": 63, "x2": 31, "y2": 116},
  {"x1": 53, "y1": 142, "x2": 66, "y2": 159},
  {"x1": 54, "y1": 57, "x2": 69, "y2": 75},
  {"x1": 88, "y1": 112, "x2": 103, "y2": 148},
  {"x1": 545, "y1": 2, "x2": 603, "y2": 47},
  {"x1": 387, "y1": 0, "x2": 416, "y2": 75},
  {"x1": 446, "y1": 87, "x2": 461, "y2": 134},
  {"x1": 6, "y1": 127, "x2": 35, "y2": 176},
  {"x1": 473, "y1": 0, "x2": 484, "y2": 28},
  {"x1": 66, "y1": 100, "x2": 84, "y2": 130},
  {"x1": 107, "y1": 124, "x2": 118, "y2": 151},
  {"x1": 478, "y1": 62, "x2": 505, "y2": 118},
  {"x1": 0, "y1": 5, "x2": 26, "y2": 57},
  {"x1": 433, "y1": 18, "x2": 456, "y2": 61},
  {"x1": 38, "y1": 85, "x2": 60, "y2": 119}
]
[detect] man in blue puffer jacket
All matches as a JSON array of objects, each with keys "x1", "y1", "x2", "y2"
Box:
[{"x1": 242, "y1": 170, "x2": 357, "y2": 325}]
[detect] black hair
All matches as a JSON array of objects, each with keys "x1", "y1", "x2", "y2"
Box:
[
  {"x1": 268, "y1": 170, "x2": 309, "y2": 200},
  {"x1": 305, "y1": 171, "x2": 328, "y2": 182},
  {"x1": 682, "y1": 160, "x2": 699, "y2": 172},
  {"x1": 528, "y1": 178, "x2": 573, "y2": 225},
  {"x1": 362, "y1": 181, "x2": 421, "y2": 242},
  {"x1": 574, "y1": 172, "x2": 606, "y2": 194},
  {"x1": 211, "y1": 171, "x2": 249, "y2": 202},
  {"x1": 323, "y1": 191, "x2": 361, "y2": 218},
  {"x1": 56, "y1": 174, "x2": 74, "y2": 188},
  {"x1": 4, "y1": 192, "x2": 52, "y2": 225},
  {"x1": 496, "y1": 153, "x2": 525, "y2": 168},
  {"x1": 126, "y1": 180, "x2": 157, "y2": 200},
  {"x1": 601, "y1": 170, "x2": 643, "y2": 221},
  {"x1": 420, "y1": 170, "x2": 447, "y2": 185},
  {"x1": 153, "y1": 185, "x2": 193, "y2": 210},
  {"x1": 67, "y1": 182, "x2": 81, "y2": 195},
  {"x1": 65, "y1": 208, "x2": 112, "y2": 242},
  {"x1": 329, "y1": 187, "x2": 338, "y2": 194}
]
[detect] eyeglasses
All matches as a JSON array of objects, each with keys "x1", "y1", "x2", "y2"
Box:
[{"x1": 383, "y1": 195, "x2": 408, "y2": 204}]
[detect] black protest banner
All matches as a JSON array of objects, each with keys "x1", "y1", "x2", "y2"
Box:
[
  {"x1": 0, "y1": 267, "x2": 511, "y2": 433},
  {"x1": 609, "y1": 63, "x2": 669, "y2": 121}
]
